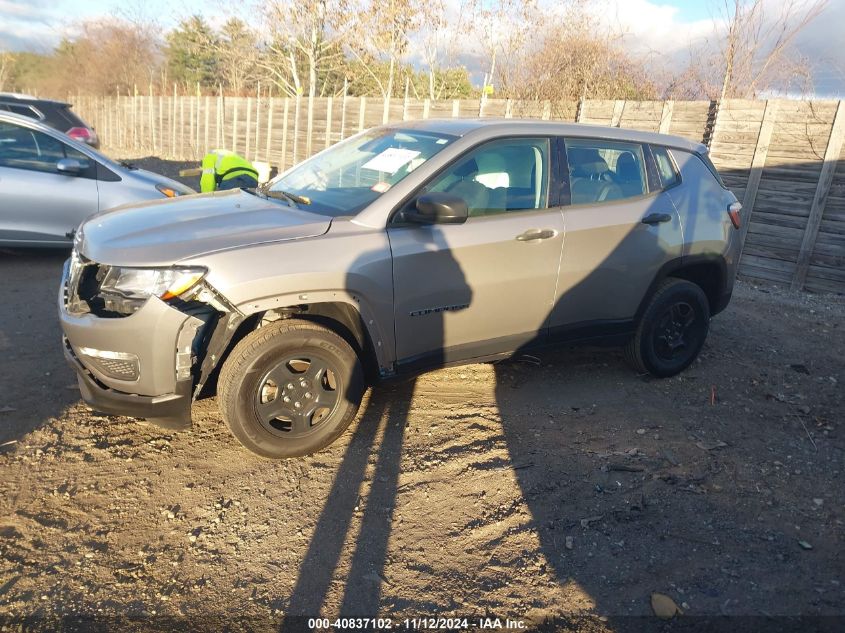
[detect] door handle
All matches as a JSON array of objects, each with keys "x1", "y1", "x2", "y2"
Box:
[
  {"x1": 641, "y1": 213, "x2": 672, "y2": 225},
  {"x1": 516, "y1": 228, "x2": 557, "y2": 242}
]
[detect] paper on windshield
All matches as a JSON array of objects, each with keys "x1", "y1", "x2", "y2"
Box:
[{"x1": 362, "y1": 148, "x2": 421, "y2": 175}]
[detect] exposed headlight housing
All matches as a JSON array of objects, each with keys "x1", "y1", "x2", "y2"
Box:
[{"x1": 96, "y1": 266, "x2": 207, "y2": 314}]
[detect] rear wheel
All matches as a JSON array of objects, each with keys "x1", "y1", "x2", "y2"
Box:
[
  {"x1": 625, "y1": 278, "x2": 710, "y2": 377},
  {"x1": 218, "y1": 319, "x2": 365, "y2": 458}
]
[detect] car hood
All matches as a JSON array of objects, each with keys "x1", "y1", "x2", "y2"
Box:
[{"x1": 77, "y1": 189, "x2": 332, "y2": 266}]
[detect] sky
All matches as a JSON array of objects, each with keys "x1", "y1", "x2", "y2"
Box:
[{"x1": 1, "y1": 0, "x2": 842, "y2": 96}]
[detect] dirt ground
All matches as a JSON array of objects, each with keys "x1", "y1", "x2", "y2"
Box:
[{"x1": 0, "y1": 162, "x2": 844, "y2": 630}]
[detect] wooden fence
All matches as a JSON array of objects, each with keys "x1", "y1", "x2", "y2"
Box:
[{"x1": 71, "y1": 94, "x2": 845, "y2": 294}]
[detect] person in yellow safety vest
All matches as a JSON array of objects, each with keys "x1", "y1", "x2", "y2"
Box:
[{"x1": 199, "y1": 150, "x2": 259, "y2": 193}]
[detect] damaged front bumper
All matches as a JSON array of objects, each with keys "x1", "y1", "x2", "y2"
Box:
[
  {"x1": 58, "y1": 257, "x2": 230, "y2": 430},
  {"x1": 64, "y1": 337, "x2": 194, "y2": 429}
]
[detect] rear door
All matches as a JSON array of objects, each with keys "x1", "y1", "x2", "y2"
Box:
[
  {"x1": 548, "y1": 137, "x2": 683, "y2": 334},
  {"x1": 0, "y1": 120, "x2": 99, "y2": 244},
  {"x1": 389, "y1": 136, "x2": 565, "y2": 368}
]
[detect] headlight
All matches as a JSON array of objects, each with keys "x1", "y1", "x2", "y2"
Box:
[{"x1": 97, "y1": 266, "x2": 206, "y2": 314}]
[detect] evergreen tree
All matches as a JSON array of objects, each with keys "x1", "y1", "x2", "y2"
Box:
[{"x1": 165, "y1": 16, "x2": 219, "y2": 90}]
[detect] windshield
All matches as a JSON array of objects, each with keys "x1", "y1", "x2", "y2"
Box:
[{"x1": 267, "y1": 128, "x2": 457, "y2": 216}]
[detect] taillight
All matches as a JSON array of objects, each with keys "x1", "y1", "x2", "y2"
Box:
[
  {"x1": 66, "y1": 127, "x2": 94, "y2": 142},
  {"x1": 728, "y1": 201, "x2": 742, "y2": 229}
]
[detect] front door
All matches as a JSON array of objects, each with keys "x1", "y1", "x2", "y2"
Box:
[
  {"x1": 0, "y1": 120, "x2": 98, "y2": 244},
  {"x1": 549, "y1": 137, "x2": 683, "y2": 332},
  {"x1": 389, "y1": 137, "x2": 565, "y2": 368}
]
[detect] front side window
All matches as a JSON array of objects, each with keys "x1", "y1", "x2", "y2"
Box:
[
  {"x1": 565, "y1": 138, "x2": 647, "y2": 205},
  {"x1": 0, "y1": 121, "x2": 90, "y2": 174},
  {"x1": 268, "y1": 128, "x2": 456, "y2": 217},
  {"x1": 424, "y1": 137, "x2": 550, "y2": 217}
]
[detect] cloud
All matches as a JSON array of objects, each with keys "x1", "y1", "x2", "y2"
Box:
[
  {"x1": 0, "y1": 0, "x2": 66, "y2": 52},
  {"x1": 594, "y1": 0, "x2": 842, "y2": 97},
  {"x1": 597, "y1": 0, "x2": 717, "y2": 55}
]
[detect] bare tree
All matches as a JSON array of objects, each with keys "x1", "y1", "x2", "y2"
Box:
[
  {"x1": 418, "y1": 0, "x2": 473, "y2": 100},
  {"x1": 46, "y1": 17, "x2": 160, "y2": 96},
  {"x1": 472, "y1": 0, "x2": 537, "y2": 97},
  {"x1": 213, "y1": 18, "x2": 260, "y2": 95},
  {"x1": 499, "y1": 0, "x2": 656, "y2": 101},
  {"x1": 0, "y1": 51, "x2": 13, "y2": 92},
  {"x1": 717, "y1": 0, "x2": 827, "y2": 99},
  {"x1": 261, "y1": 0, "x2": 350, "y2": 98},
  {"x1": 346, "y1": 0, "x2": 417, "y2": 99}
]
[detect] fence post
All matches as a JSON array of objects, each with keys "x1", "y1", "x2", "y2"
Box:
[
  {"x1": 158, "y1": 94, "x2": 164, "y2": 155},
  {"x1": 171, "y1": 83, "x2": 177, "y2": 158},
  {"x1": 265, "y1": 96, "x2": 274, "y2": 164},
  {"x1": 189, "y1": 92, "x2": 195, "y2": 157},
  {"x1": 195, "y1": 83, "x2": 201, "y2": 157},
  {"x1": 255, "y1": 84, "x2": 261, "y2": 159},
  {"x1": 452, "y1": 100, "x2": 460, "y2": 117},
  {"x1": 358, "y1": 96, "x2": 366, "y2": 132},
  {"x1": 505, "y1": 99, "x2": 513, "y2": 118},
  {"x1": 132, "y1": 84, "x2": 138, "y2": 151},
  {"x1": 293, "y1": 96, "x2": 301, "y2": 164},
  {"x1": 281, "y1": 97, "x2": 290, "y2": 171},
  {"x1": 736, "y1": 99, "x2": 778, "y2": 264},
  {"x1": 382, "y1": 96, "x2": 390, "y2": 125},
  {"x1": 245, "y1": 96, "x2": 252, "y2": 159},
  {"x1": 148, "y1": 84, "x2": 156, "y2": 153},
  {"x1": 423, "y1": 98, "x2": 431, "y2": 119},
  {"x1": 658, "y1": 100, "x2": 674, "y2": 134},
  {"x1": 204, "y1": 95, "x2": 210, "y2": 153},
  {"x1": 179, "y1": 91, "x2": 185, "y2": 159},
  {"x1": 325, "y1": 96, "x2": 333, "y2": 149},
  {"x1": 216, "y1": 92, "x2": 222, "y2": 149},
  {"x1": 542, "y1": 100, "x2": 552, "y2": 120},
  {"x1": 576, "y1": 98, "x2": 585, "y2": 123},
  {"x1": 306, "y1": 95, "x2": 314, "y2": 157},
  {"x1": 403, "y1": 79, "x2": 410, "y2": 121},
  {"x1": 611, "y1": 100, "x2": 625, "y2": 127},
  {"x1": 791, "y1": 99, "x2": 845, "y2": 290},
  {"x1": 232, "y1": 98, "x2": 239, "y2": 154},
  {"x1": 340, "y1": 79, "x2": 348, "y2": 140}
]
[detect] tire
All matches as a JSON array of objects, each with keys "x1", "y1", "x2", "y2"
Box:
[
  {"x1": 625, "y1": 278, "x2": 710, "y2": 378},
  {"x1": 218, "y1": 318, "x2": 365, "y2": 458}
]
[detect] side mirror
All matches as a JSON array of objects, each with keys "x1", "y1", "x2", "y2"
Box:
[
  {"x1": 405, "y1": 192, "x2": 468, "y2": 225},
  {"x1": 56, "y1": 158, "x2": 83, "y2": 175}
]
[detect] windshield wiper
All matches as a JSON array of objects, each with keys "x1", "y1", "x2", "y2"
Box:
[
  {"x1": 256, "y1": 182, "x2": 311, "y2": 206},
  {"x1": 119, "y1": 160, "x2": 138, "y2": 170},
  {"x1": 268, "y1": 190, "x2": 311, "y2": 205}
]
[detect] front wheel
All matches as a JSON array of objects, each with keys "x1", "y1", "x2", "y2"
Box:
[
  {"x1": 625, "y1": 278, "x2": 710, "y2": 377},
  {"x1": 218, "y1": 319, "x2": 365, "y2": 458}
]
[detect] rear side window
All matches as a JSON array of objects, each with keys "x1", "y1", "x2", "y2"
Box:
[
  {"x1": 0, "y1": 121, "x2": 92, "y2": 176},
  {"x1": 565, "y1": 138, "x2": 647, "y2": 205},
  {"x1": 0, "y1": 104, "x2": 40, "y2": 120},
  {"x1": 651, "y1": 146, "x2": 680, "y2": 189}
]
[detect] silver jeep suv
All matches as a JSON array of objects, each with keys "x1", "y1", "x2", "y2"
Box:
[{"x1": 59, "y1": 119, "x2": 741, "y2": 458}]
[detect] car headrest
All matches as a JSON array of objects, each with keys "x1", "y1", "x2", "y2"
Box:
[
  {"x1": 453, "y1": 158, "x2": 479, "y2": 179},
  {"x1": 475, "y1": 152, "x2": 508, "y2": 175},
  {"x1": 617, "y1": 152, "x2": 640, "y2": 181},
  {"x1": 568, "y1": 147, "x2": 608, "y2": 177}
]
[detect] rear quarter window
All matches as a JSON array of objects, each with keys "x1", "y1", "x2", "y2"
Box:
[{"x1": 651, "y1": 146, "x2": 681, "y2": 190}]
